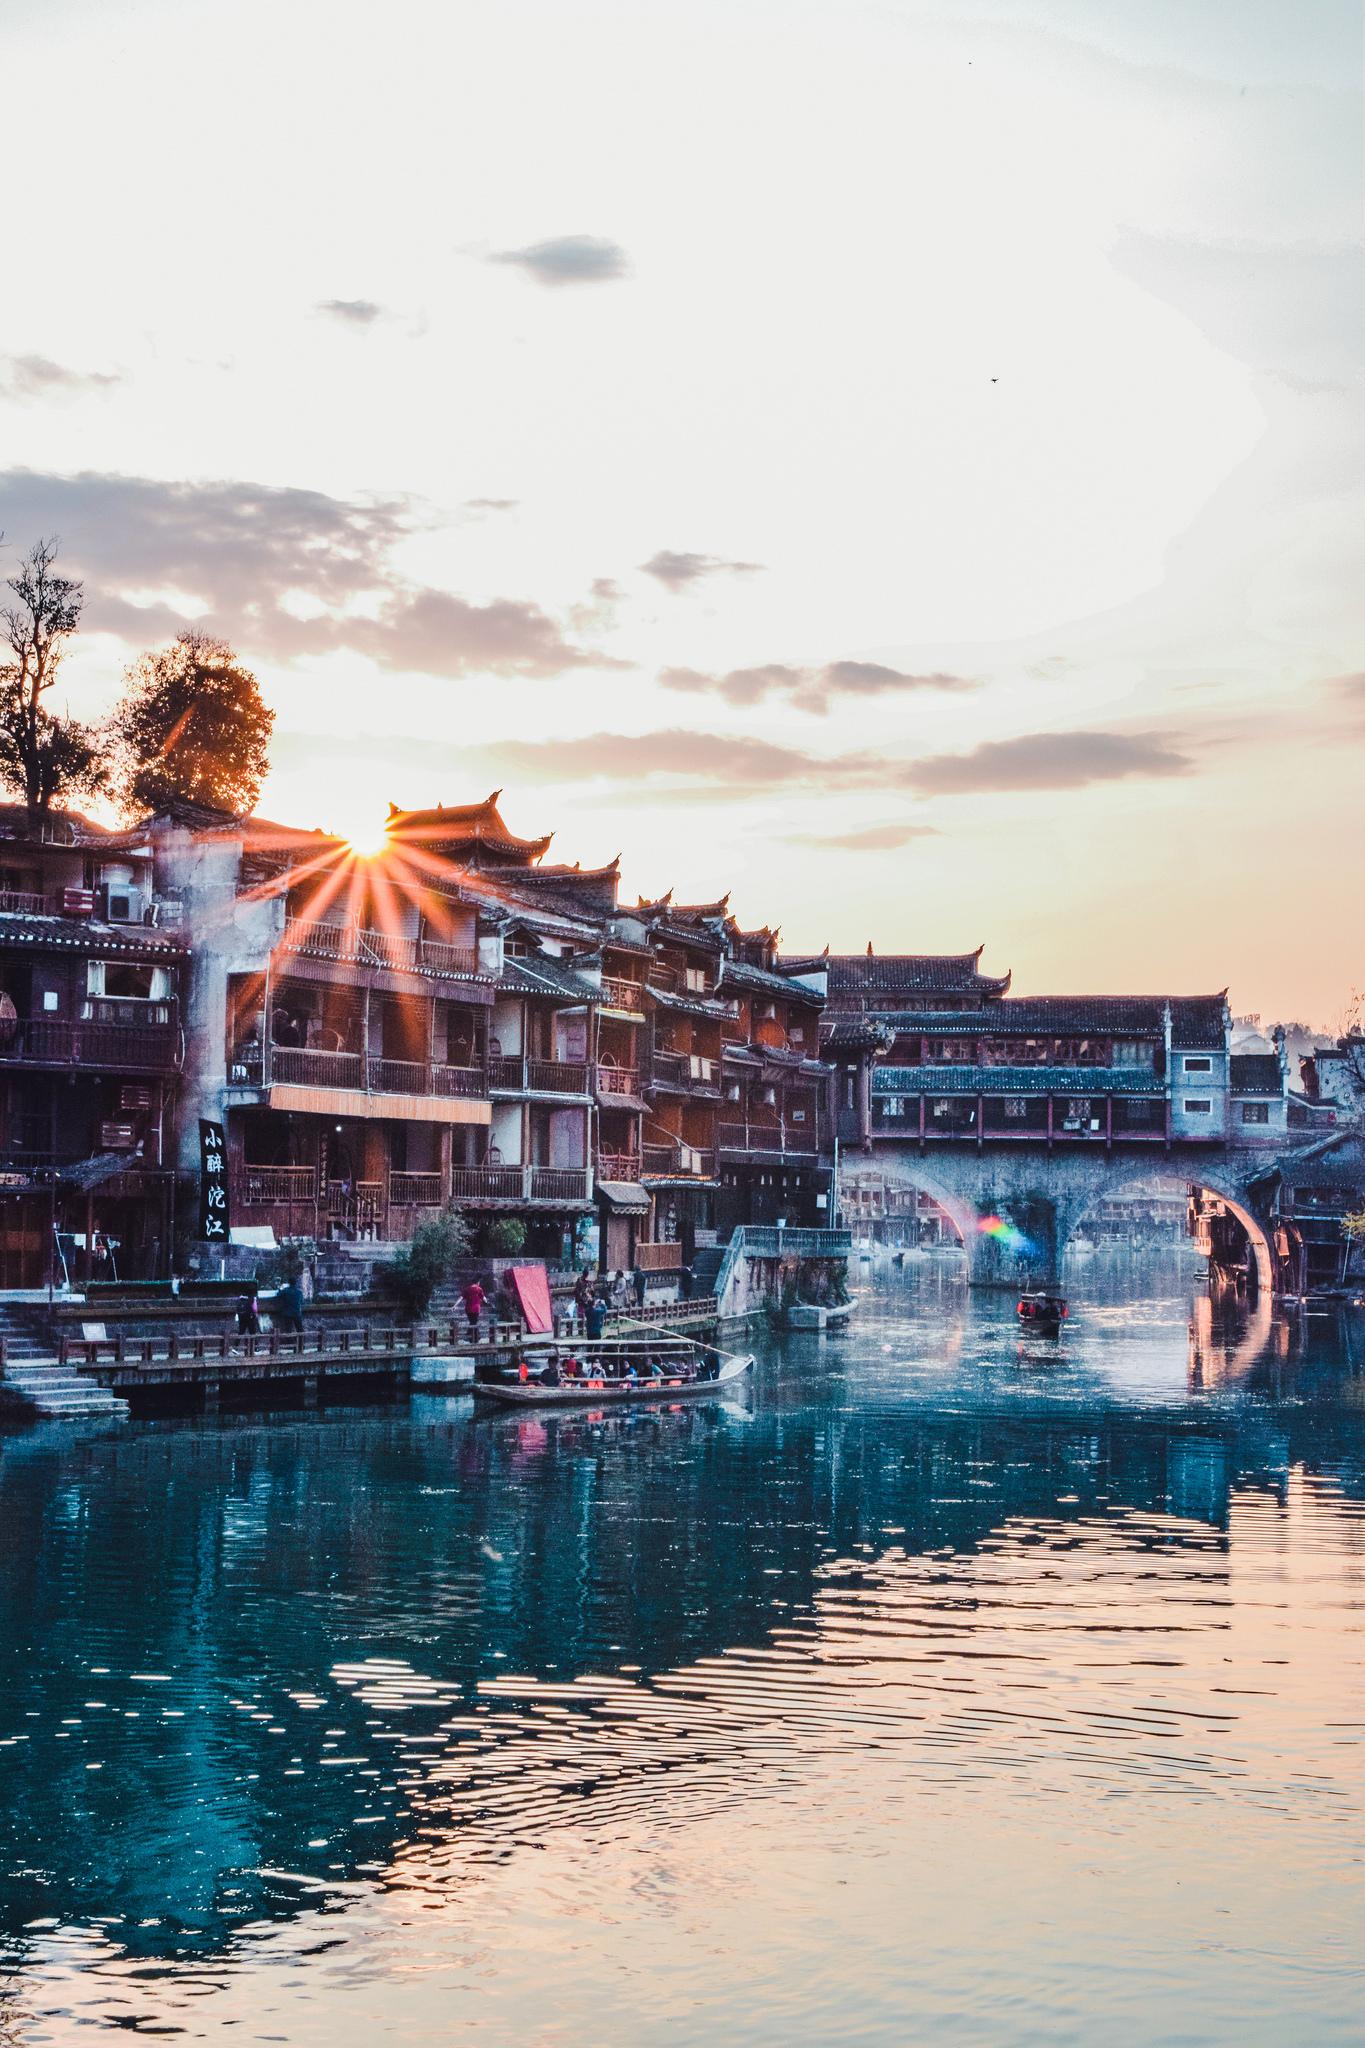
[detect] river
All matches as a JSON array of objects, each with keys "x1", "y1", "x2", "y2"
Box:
[{"x1": 1, "y1": 1254, "x2": 1363, "y2": 2044}]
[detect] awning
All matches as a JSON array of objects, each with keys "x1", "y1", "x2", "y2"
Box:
[{"x1": 596, "y1": 1180, "x2": 652, "y2": 1213}]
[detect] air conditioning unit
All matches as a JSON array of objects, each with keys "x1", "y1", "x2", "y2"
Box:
[
  {"x1": 100, "y1": 1122, "x2": 137, "y2": 1150},
  {"x1": 61, "y1": 887, "x2": 95, "y2": 917},
  {"x1": 100, "y1": 885, "x2": 145, "y2": 924}
]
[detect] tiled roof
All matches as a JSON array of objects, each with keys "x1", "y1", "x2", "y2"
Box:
[
  {"x1": 850, "y1": 994, "x2": 1228, "y2": 1046},
  {"x1": 825, "y1": 949, "x2": 1012, "y2": 998},
  {"x1": 824, "y1": 1018, "x2": 897, "y2": 1054},
  {"x1": 386, "y1": 793, "x2": 553, "y2": 862},
  {"x1": 873, "y1": 1065, "x2": 1167, "y2": 1096},
  {"x1": 720, "y1": 958, "x2": 822, "y2": 1004},
  {"x1": 647, "y1": 985, "x2": 734, "y2": 1020},
  {"x1": 497, "y1": 955, "x2": 600, "y2": 1003},
  {"x1": 1230, "y1": 1053, "x2": 1283, "y2": 1095},
  {"x1": 0, "y1": 913, "x2": 187, "y2": 960}
]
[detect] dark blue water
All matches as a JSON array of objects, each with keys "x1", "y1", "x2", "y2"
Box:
[{"x1": 2, "y1": 1257, "x2": 1364, "y2": 2043}]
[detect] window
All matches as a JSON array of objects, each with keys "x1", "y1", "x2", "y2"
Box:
[
  {"x1": 1183, "y1": 1056, "x2": 1212, "y2": 1073},
  {"x1": 1240, "y1": 1101, "x2": 1270, "y2": 1125},
  {"x1": 1184, "y1": 1098, "x2": 1212, "y2": 1115},
  {"x1": 1002, "y1": 1097, "x2": 1028, "y2": 1118},
  {"x1": 882, "y1": 1096, "x2": 905, "y2": 1118},
  {"x1": 87, "y1": 961, "x2": 169, "y2": 1001},
  {"x1": 789, "y1": 1025, "x2": 805, "y2": 1045},
  {"x1": 684, "y1": 966, "x2": 708, "y2": 993}
]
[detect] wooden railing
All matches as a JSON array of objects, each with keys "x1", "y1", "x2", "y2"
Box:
[
  {"x1": 255, "y1": 1044, "x2": 488, "y2": 1099},
  {"x1": 717, "y1": 1121, "x2": 819, "y2": 1155},
  {"x1": 600, "y1": 975, "x2": 647, "y2": 1011},
  {"x1": 389, "y1": 1171, "x2": 443, "y2": 1207},
  {"x1": 596, "y1": 1063, "x2": 640, "y2": 1096},
  {"x1": 0, "y1": 1018, "x2": 179, "y2": 1072},
  {"x1": 448, "y1": 1164, "x2": 593, "y2": 1203},
  {"x1": 487, "y1": 1055, "x2": 590, "y2": 1094},
  {"x1": 641, "y1": 1143, "x2": 715, "y2": 1179},
  {"x1": 634, "y1": 1241, "x2": 684, "y2": 1271},
  {"x1": 282, "y1": 918, "x2": 480, "y2": 979},
  {"x1": 597, "y1": 1152, "x2": 644, "y2": 1180},
  {"x1": 270, "y1": 1045, "x2": 365, "y2": 1090},
  {"x1": 0, "y1": 889, "x2": 46, "y2": 915},
  {"x1": 236, "y1": 1164, "x2": 319, "y2": 1205}
]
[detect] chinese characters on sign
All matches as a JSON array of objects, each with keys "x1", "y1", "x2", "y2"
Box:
[{"x1": 198, "y1": 1120, "x2": 230, "y2": 1242}]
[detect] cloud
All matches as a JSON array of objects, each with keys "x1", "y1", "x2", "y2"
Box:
[
  {"x1": 659, "y1": 658, "x2": 977, "y2": 714},
  {"x1": 480, "y1": 724, "x2": 1193, "y2": 800},
  {"x1": 0, "y1": 355, "x2": 123, "y2": 402},
  {"x1": 640, "y1": 549, "x2": 763, "y2": 591},
  {"x1": 316, "y1": 298, "x2": 386, "y2": 327},
  {"x1": 490, "y1": 235, "x2": 630, "y2": 287},
  {"x1": 0, "y1": 469, "x2": 612, "y2": 679},
  {"x1": 903, "y1": 730, "x2": 1192, "y2": 794},
  {"x1": 784, "y1": 822, "x2": 939, "y2": 852}
]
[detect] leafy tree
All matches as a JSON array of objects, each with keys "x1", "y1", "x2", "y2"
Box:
[
  {"x1": 379, "y1": 1208, "x2": 472, "y2": 1320},
  {"x1": 0, "y1": 537, "x2": 106, "y2": 822},
  {"x1": 486, "y1": 1217, "x2": 526, "y2": 1256},
  {"x1": 112, "y1": 631, "x2": 274, "y2": 817}
]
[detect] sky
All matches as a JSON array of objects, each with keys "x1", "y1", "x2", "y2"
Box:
[{"x1": 1, "y1": 0, "x2": 1361, "y2": 1025}]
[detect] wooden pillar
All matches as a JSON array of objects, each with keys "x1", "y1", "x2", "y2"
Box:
[
  {"x1": 83, "y1": 1189, "x2": 94, "y2": 1289},
  {"x1": 1047, "y1": 1096, "x2": 1054, "y2": 1150},
  {"x1": 1106, "y1": 1097, "x2": 1113, "y2": 1151},
  {"x1": 439, "y1": 1123, "x2": 453, "y2": 1205}
]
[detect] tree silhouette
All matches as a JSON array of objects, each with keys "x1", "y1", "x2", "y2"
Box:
[
  {"x1": 0, "y1": 536, "x2": 106, "y2": 822},
  {"x1": 113, "y1": 631, "x2": 274, "y2": 817}
]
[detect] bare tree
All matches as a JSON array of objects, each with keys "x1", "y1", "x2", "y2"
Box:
[{"x1": 0, "y1": 536, "x2": 106, "y2": 823}]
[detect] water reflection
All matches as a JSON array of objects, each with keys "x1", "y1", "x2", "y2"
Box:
[{"x1": 2, "y1": 1264, "x2": 1364, "y2": 2043}]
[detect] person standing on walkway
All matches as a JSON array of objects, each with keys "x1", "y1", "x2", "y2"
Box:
[
  {"x1": 586, "y1": 1293, "x2": 607, "y2": 1341},
  {"x1": 276, "y1": 1278, "x2": 305, "y2": 1334},
  {"x1": 462, "y1": 1277, "x2": 486, "y2": 1340}
]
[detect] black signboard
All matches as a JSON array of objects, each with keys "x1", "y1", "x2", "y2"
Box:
[{"x1": 198, "y1": 1119, "x2": 230, "y2": 1243}]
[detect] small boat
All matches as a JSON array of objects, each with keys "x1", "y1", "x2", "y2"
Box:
[
  {"x1": 1017, "y1": 1290, "x2": 1067, "y2": 1330},
  {"x1": 471, "y1": 1339, "x2": 753, "y2": 1408}
]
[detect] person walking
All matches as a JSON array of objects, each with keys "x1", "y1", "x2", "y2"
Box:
[{"x1": 462, "y1": 1277, "x2": 486, "y2": 1340}]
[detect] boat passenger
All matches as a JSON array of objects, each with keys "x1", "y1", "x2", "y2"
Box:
[{"x1": 539, "y1": 1359, "x2": 561, "y2": 1387}]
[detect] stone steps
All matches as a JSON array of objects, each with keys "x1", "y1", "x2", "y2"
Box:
[{"x1": 2, "y1": 1362, "x2": 129, "y2": 1421}]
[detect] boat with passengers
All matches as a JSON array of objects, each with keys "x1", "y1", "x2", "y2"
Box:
[{"x1": 471, "y1": 1333, "x2": 753, "y2": 1408}]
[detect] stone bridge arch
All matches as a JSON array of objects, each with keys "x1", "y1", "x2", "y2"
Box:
[{"x1": 860, "y1": 1148, "x2": 1278, "y2": 1291}]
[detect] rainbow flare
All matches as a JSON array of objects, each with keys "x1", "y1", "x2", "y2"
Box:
[{"x1": 977, "y1": 1214, "x2": 1035, "y2": 1256}]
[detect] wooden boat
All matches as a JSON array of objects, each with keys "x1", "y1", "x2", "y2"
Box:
[
  {"x1": 471, "y1": 1339, "x2": 753, "y2": 1408},
  {"x1": 1016, "y1": 1290, "x2": 1067, "y2": 1329}
]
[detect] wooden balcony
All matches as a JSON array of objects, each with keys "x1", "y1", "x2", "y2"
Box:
[
  {"x1": 0, "y1": 1017, "x2": 179, "y2": 1073},
  {"x1": 282, "y1": 917, "x2": 481, "y2": 980},
  {"x1": 448, "y1": 1164, "x2": 594, "y2": 1206},
  {"x1": 634, "y1": 1241, "x2": 683, "y2": 1272},
  {"x1": 388, "y1": 1171, "x2": 443, "y2": 1207},
  {"x1": 0, "y1": 889, "x2": 47, "y2": 915},
  {"x1": 240, "y1": 1043, "x2": 487, "y2": 1099},
  {"x1": 596, "y1": 1063, "x2": 641, "y2": 1096},
  {"x1": 600, "y1": 975, "x2": 647, "y2": 1013},
  {"x1": 717, "y1": 1120, "x2": 820, "y2": 1157},
  {"x1": 597, "y1": 1151, "x2": 644, "y2": 1181},
  {"x1": 487, "y1": 1054, "x2": 590, "y2": 1096},
  {"x1": 649, "y1": 1048, "x2": 719, "y2": 1092},
  {"x1": 642, "y1": 1142, "x2": 716, "y2": 1180}
]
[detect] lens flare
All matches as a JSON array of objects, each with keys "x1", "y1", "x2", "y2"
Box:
[
  {"x1": 339, "y1": 813, "x2": 391, "y2": 858},
  {"x1": 977, "y1": 1214, "x2": 1034, "y2": 1255}
]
